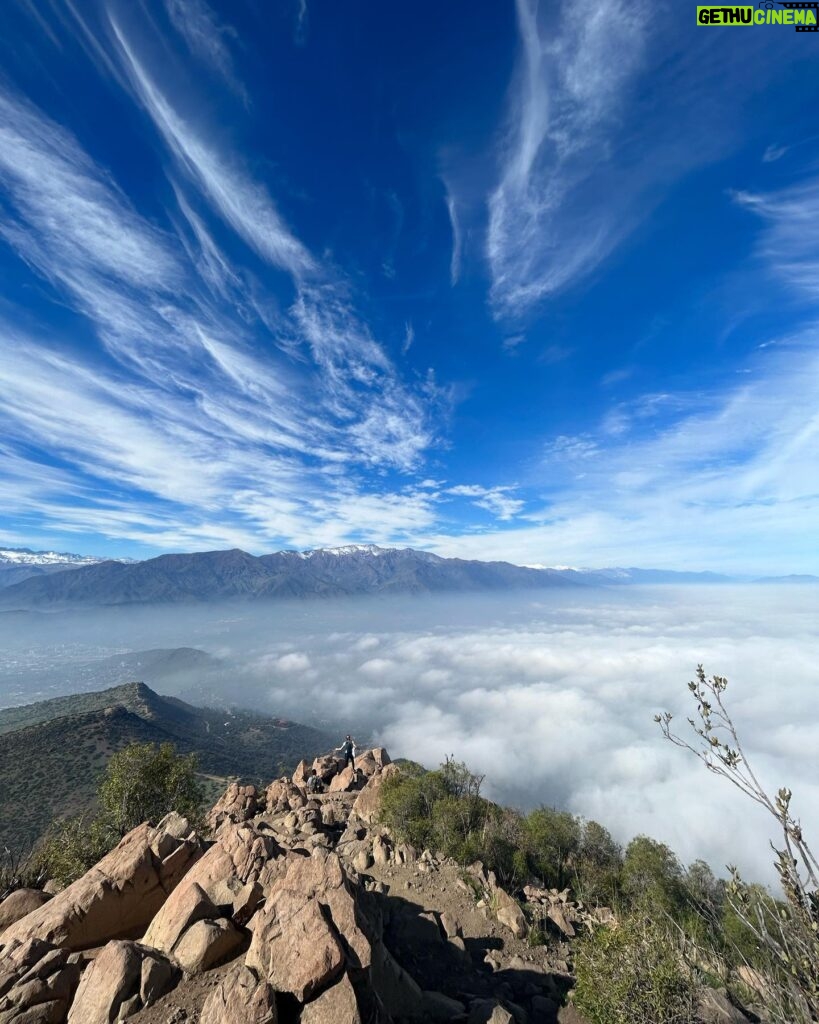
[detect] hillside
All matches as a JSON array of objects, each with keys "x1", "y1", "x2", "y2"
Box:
[
  {"x1": 0, "y1": 682, "x2": 334, "y2": 852},
  {"x1": 0, "y1": 546, "x2": 586, "y2": 608}
]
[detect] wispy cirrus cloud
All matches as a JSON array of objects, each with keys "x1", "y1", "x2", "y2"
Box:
[
  {"x1": 420, "y1": 330, "x2": 819, "y2": 573},
  {"x1": 487, "y1": 0, "x2": 651, "y2": 318},
  {"x1": 486, "y1": 0, "x2": 785, "y2": 320},
  {"x1": 110, "y1": 16, "x2": 313, "y2": 278},
  {"x1": 733, "y1": 177, "x2": 819, "y2": 302},
  {"x1": 0, "y1": 71, "x2": 508, "y2": 553},
  {"x1": 164, "y1": 0, "x2": 246, "y2": 100}
]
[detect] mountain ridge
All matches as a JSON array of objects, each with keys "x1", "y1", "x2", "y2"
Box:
[
  {"x1": 0, "y1": 545, "x2": 584, "y2": 608},
  {"x1": 0, "y1": 681, "x2": 334, "y2": 852}
]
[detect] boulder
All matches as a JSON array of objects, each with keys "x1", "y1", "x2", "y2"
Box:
[
  {"x1": 469, "y1": 1002, "x2": 514, "y2": 1024},
  {"x1": 207, "y1": 783, "x2": 260, "y2": 830},
  {"x1": 312, "y1": 756, "x2": 339, "y2": 783},
  {"x1": 0, "y1": 818, "x2": 202, "y2": 952},
  {"x1": 247, "y1": 849, "x2": 371, "y2": 1002},
  {"x1": 301, "y1": 972, "x2": 361, "y2": 1024},
  {"x1": 372, "y1": 835, "x2": 391, "y2": 867},
  {"x1": 142, "y1": 880, "x2": 243, "y2": 974},
  {"x1": 176, "y1": 823, "x2": 279, "y2": 909},
  {"x1": 0, "y1": 890, "x2": 51, "y2": 933},
  {"x1": 172, "y1": 917, "x2": 244, "y2": 973},
  {"x1": 494, "y1": 889, "x2": 527, "y2": 940},
  {"x1": 0, "y1": 937, "x2": 82, "y2": 1024},
  {"x1": 66, "y1": 939, "x2": 178, "y2": 1024},
  {"x1": 246, "y1": 887, "x2": 344, "y2": 1002},
  {"x1": 329, "y1": 765, "x2": 357, "y2": 793},
  {"x1": 350, "y1": 763, "x2": 399, "y2": 825},
  {"x1": 369, "y1": 937, "x2": 424, "y2": 1020},
  {"x1": 292, "y1": 760, "x2": 312, "y2": 787},
  {"x1": 271, "y1": 850, "x2": 371, "y2": 969},
  {"x1": 546, "y1": 902, "x2": 576, "y2": 939},
  {"x1": 423, "y1": 990, "x2": 466, "y2": 1020},
  {"x1": 200, "y1": 964, "x2": 277, "y2": 1024},
  {"x1": 142, "y1": 881, "x2": 218, "y2": 953}
]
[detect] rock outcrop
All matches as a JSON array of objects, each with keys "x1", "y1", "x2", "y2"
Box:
[
  {"x1": 1, "y1": 815, "x2": 202, "y2": 952},
  {"x1": 66, "y1": 940, "x2": 177, "y2": 1024},
  {"x1": 0, "y1": 744, "x2": 759, "y2": 1024},
  {"x1": 0, "y1": 937, "x2": 81, "y2": 1024}
]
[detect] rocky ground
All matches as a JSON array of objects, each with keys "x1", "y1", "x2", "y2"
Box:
[{"x1": 0, "y1": 749, "x2": 757, "y2": 1024}]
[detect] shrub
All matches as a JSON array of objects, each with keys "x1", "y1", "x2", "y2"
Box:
[
  {"x1": 0, "y1": 846, "x2": 47, "y2": 900},
  {"x1": 34, "y1": 741, "x2": 203, "y2": 886},
  {"x1": 33, "y1": 815, "x2": 117, "y2": 888},
  {"x1": 522, "y1": 807, "x2": 581, "y2": 890},
  {"x1": 574, "y1": 915, "x2": 699, "y2": 1024},
  {"x1": 100, "y1": 741, "x2": 203, "y2": 835},
  {"x1": 577, "y1": 819, "x2": 623, "y2": 905},
  {"x1": 659, "y1": 666, "x2": 819, "y2": 1023},
  {"x1": 621, "y1": 835, "x2": 686, "y2": 917}
]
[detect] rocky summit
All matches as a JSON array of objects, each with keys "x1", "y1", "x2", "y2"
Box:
[{"x1": 0, "y1": 751, "x2": 752, "y2": 1024}]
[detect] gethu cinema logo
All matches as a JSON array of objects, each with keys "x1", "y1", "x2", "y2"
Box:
[{"x1": 697, "y1": 2, "x2": 819, "y2": 28}]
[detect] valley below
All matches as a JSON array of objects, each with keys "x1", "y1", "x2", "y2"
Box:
[{"x1": 2, "y1": 584, "x2": 817, "y2": 887}]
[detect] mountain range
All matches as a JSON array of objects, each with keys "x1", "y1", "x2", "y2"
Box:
[
  {"x1": 0, "y1": 544, "x2": 815, "y2": 608},
  {"x1": 0, "y1": 547, "x2": 130, "y2": 589},
  {"x1": 0, "y1": 681, "x2": 333, "y2": 852}
]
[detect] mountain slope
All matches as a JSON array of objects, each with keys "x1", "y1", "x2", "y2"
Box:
[
  {"x1": 0, "y1": 547, "x2": 131, "y2": 589},
  {"x1": 0, "y1": 546, "x2": 584, "y2": 608},
  {"x1": 0, "y1": 682, "x2": 334, "y2": 852}
]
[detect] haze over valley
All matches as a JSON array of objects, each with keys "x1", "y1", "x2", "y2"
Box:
[{"x1": 4, "y1": 582, "x2": 816, "y2": 887}]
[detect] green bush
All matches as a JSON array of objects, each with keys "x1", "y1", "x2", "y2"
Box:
[
  {"x1": 522, "y1": 807, "x2": 581, "y2": 891},
  {"x1": 100, "y1": 741, "x2": 203, "y2": 835},
  {"x1": 574, "y1": 915, "x2": 698, "y2": 1024},
  {"x1": 576, "y1": 819, "x2": 622, "y2": 905},
  {"x1": 33, "y1": 815, "x2": 117, "y2": 888},
  {"x1": 33, "y1": 741, "x2": 203, "y2": 886},
  {"x1": 621, "y1": 835, "x2": 686, "y2": 916}
]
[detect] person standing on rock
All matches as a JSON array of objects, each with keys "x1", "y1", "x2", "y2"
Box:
[{"x1": 335, "y1": 734, "x2": 357, "y2": 772}]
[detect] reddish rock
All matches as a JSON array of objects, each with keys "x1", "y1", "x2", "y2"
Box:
[
  {"x1": 66, "y1": 939, "x2": 177, "y2": 1024},
  {"x1": 0, "y1": 889, "x2": 51, "y2": 933},
  {"x1": 301, "y1": 971, "x2": 361, "y2": 1024},
  {"x1": 0, "y1": 818, "x2": 202, "y2": 952},
  {"x1": 0, "y1": 937, "x2": 82, "y2": 1024},
  {"x1": 207, "y1": 783, "x2": 259, "y2": 830},
  {"x1": 246, "y1": 887, "x2": 344, "y2": 1002},
  {"x1": 200, "y1": 964, "x2": 277, "y2": 1024}
]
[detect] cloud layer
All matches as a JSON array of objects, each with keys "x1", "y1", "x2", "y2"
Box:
[{"x1": 3, "y1": 586, "x2": 816, "y2": 887}]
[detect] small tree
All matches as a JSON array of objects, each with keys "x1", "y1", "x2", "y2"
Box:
[
  {"x1": 523, "y1": 807, "x2": 581, "y2": 890},
  {"x1": 658, "y1": 666, "x2": 819, "y2": 1023},
  {"x1": 621, "y1": 835, "x2": 686, "y2": 918},
  {"x1": 574, "y1": 914, "x2": 698, "y2": 1024},
  {"x1": 100, "y1": 742, "x2": 203, "y2": 834}
]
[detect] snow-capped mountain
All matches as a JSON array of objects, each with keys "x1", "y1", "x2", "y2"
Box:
[
  {"x1": 0, "y1": 547, "x2": 104, "y2": 567},
  {"x1": 0, "y1": 547, "x2": 132, "y2": 590}
]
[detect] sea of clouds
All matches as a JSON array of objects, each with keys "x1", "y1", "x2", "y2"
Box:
[{"x1": 3, "y1": 584, "x2": 817, "y2": 886}]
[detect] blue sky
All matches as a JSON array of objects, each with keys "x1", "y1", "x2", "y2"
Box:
[{"x1": 1, "y1": 0, "x2": 818, "y2": 572}]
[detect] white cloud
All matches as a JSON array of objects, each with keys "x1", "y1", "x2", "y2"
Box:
[
  {"x1": 110, "y1": 18, "x2": 313, "y2": 277},
  {"x1": 485, "y1": 0, "x2": 783, "y2": 319},
  {"x1": 275, "y1": 652, "x2": 311, "y2": 672},
  {"x1": 164, "y1": 0, "x2": 246, "y2": 99},
  {"x1": 733, "y1": 177, "x2": 819, "y2": 302},
  {"x1": 122, "y1": 587, "x2": 819, "y2": 887},
  {"x1": 445, "y1": 190, "x2": 462, "y2": 286},
  {"x1": 447, "y1": 485, "x2": 525, "y2": 521}
]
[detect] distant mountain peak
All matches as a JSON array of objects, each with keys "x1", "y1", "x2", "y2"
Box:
[{"x1": 0, "y1": 547, "x2": 105, "y2": 566}]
